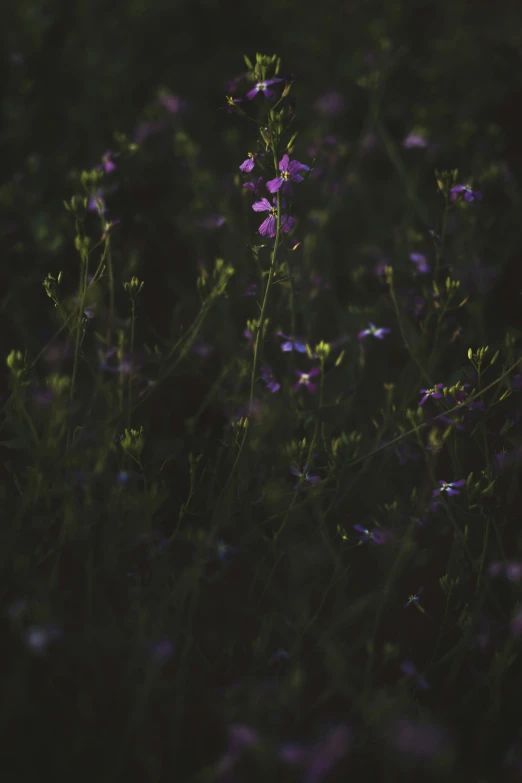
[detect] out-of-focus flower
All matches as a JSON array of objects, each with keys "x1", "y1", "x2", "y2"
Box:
[
  {"x1": 216, "y1": 539, "x2": 239, "y2": 563},
  {"x1": 290, "y1": 465, "x2": 320, "y2": 489},
  {"x1": 293, "y1": 368, "x2": 320, "y2": 394},
  {"x1": 96, "y1": 151, "x2": 119, "y2": 174},
  {"x1": 252, "y1": 197, "x2": 295, "y2": 238},
  {"x1": 266, "y1": 154, "x2": 311, "y2": 195},
  {"x1": 198, "y1": 214, "x2": 226, "y2": 230},
  {"x1": 449, "y1": 184, "x2": 482, "y2": 202},
  {"x1": 489, "y1": 561, "x2": 522, "y2": 583},
  {"x1": 400, "y1": 659, "x2": 429, "y2": 689},
  {"x1": 25, "y1": 624, "x2": 63, "y2": 655},
  {"x1": 216, "y1": 724, "x2": 260, "y2": 777},
  {"x1": 277, "y1": 331, "x2": 308, "y2": 354},
  {"x1": 388, "y1": 718, "x2": 449, "y2": 759},
  {"x1": 158, "y1": 91, "x2": 184, "y2": 114},
  {"x1": 404, "y1": 586, "x2": 424, "y2": 608},
  {"x1": 432, "y1": 479, "x2": 466, "y2": 498},
  {"x1": 260, "y1": 365, "x2": 280, "y2": 393},
  {"x1": 353, "y1": 524, "x2": 390, "y2": 544},
  {"x1": 242, "y1": 176, "x2": 264, "y2": 195},
  {"x1": 279, "y1": 724, "x2": 352, "y2": 783},
  {"x1": 243, "y1": 283, "x2": 257, "y2": 297},
  {"x1": 403, "y1": 133, "x2": 428, "y2": 149},
  {"x1": 410, "y1": 252, "x2": 430, "y2": 274},
  {"x1": 358, "y1": 322, "x2": 391, "y2": 340},
  {"x1": 313, "y1": 91, "x2": 347, "y2": 117}
]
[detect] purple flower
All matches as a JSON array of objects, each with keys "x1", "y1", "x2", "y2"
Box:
[
  {"x1": 88, "y1": 190, "x2": 108, "y2": 215},
  {"x1": 353, "y1": 524, "x2": 390, "y2": 544},
  {"x1": 266, "y1": 154, "x2": 310, "y2": 195},
  {"x1": 294, "y1": 368, "x2": 320, "y2": 394},
  {"x1": 280, "y1": 333, "x2": 310, "y2": 353},
  {"x1": 260, "y1": 365, "x2": 280, "y2": 393},
  {"x1": 489, "y1": 561, "x2": 522, "y2": 583},
  {"x1": 199, "y1": 214, "x2": 225, "y2": 230},
  {"x1": 400, "y1": 659, "x2": 430, "y2": 690},
  {"x1": 419, "y1": 384, "x2": 444, "y2": 405},
  {"x1": 217, "y1": 724, "x2": 260, "y2": 776},
  {"x1": 449, "y1": 184, "x2": 482, "y2": 203},
  {"x1": 243, "y1": 283, "x2": 257, "y2": 297},
  {"x1": 239, "y1": 152, "x2": 264, "y2": 173},
  {"x1": 403, "y1": 133, "x2": 428, "y2": 149},
  {"x1": 279, "y1": 724, "x2": 351, "y2": 783},
  {"x1": 290, "y1": 465, "x2": 320, "y2": 489},
  {"x1": 158, "y1": 91, "x2": 183, "y2": 114},
  {"x1": 389, "y1": 718, "x2": 448, "y2": 759},
  {"x1": 242, "y1": 176, "x2": 264, "y2": 195},
  {"x1": 432, "y1": 479, "x2": 466, "y2": 499},
  {"x1": 94, "y1": 151, "x2": 119, "y2": 175},
  {"x1": 277, "y1": 331, "x2": 308, "y2": 354},
  {"x1": 404, "y1": 586, "x2": 424, "y2": 608},
  {"x1": 245, "y1": 78, "x2": 283, "y2": 100},
  {"x1": 252, "y1": 197, "x2": 295, "y2": 238},
  {"x1": 313, "y1": 91, "x2": 347, "y2": 117},
  {"x1": 410, "y1": 252, "x2": 430, "y2": 274},
  {"x1": 215, "y1": 539, "x2": 239, "y2": 563},
  {"x1": 358, "y1": 322, "x2": 391, "y2": 340}
]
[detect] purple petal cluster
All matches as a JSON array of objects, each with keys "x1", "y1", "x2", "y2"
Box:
[
  {"x1": 266, "y1": 153, "x2": 310, "y2": 196},
  {"x1": 449, "y1": 184, "x2": 482, "y2": 202},
  {"x1": 252, "y1": 197, "x2": 295, "y2": 237},
  {"x1": 294, "y1": 367, "x2": 320, "y2": 394},
  {"x1": 358, "y1": 322, "x2": 391, "y2": 340}
]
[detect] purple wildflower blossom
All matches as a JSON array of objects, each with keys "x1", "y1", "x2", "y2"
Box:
[
  {"x1": 217, "y1": 724, "x2": 260, "y2": 777},
  {"x1": 404, "y1": 586, "x2": 424, "y2": 608},
  {"x1": 449, "y1": 184, "x2": 482, "y2": 202},
  {"x1": 410, "y1": 252, "x2": 431, "y2": 274},
  {"x1": 216, "y1": 539, "x2": 239, "y2": 563},
  {"x1": 432, "y1": 479, "x2": 466, "y2": 498},
  {"x1": 260, "y1": 365, "x2": 280, "y2": 393},
  {"x1": 242, "y1": 176, "x2": 264, "y2": 195},
  {"x1": 313, "y1": 91, "x2": 347, "y2": 117},
  {"x1": 358, "y1": 322, "x2": 391, "y2": 340},
  {"x1": 252, "y1": 197, "x2": 295, "y2": 237},
  {"x1": 489, "y1": 561, "x2": 522, "y2": 583},
  {"x1": 243, "y1": 283, "x2": 257, "y2": 296},
  {"x1": 290, "y1": 465, "x2": 320, "y2": 489},
  {"x1": 403, "y1": 133, "x2": 428, "y2": 149},
  {"x1": 239, "y1": 152, "x2": 264, "y2": 173},
  {"x1": 266, "y1": 153, "x2": 310, "y2": 196},
  {"x1": 294, "y1": 368, "x2": 320, "y2": 394},
  {"x1": 96, "y1": 151, "x2": 118, "y2": 174},
  {"x1": 419, "y1": 384, "x2": 444, "y2": 405},
  {"x1": 88, "y1": 190, "x2": 108, "y2": 215},
  {"x1": 245, "y1": 78, "x2": 283, "y2": 100},
  {"x1": 400, "y1": 659, "x2": 430, "y2": 690},
  {"x1": 158, "y1": 92, "x2": 183, "y2": 114},
  {"x1": 280, "y1": 724, "x2": 352, "y2": 783},
  {"x1": 277, "y1": 331, "x2": 308, "y2": 354},
  {"x1": 353, "y1": 524, "x2": 390, "y2": 544}
]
